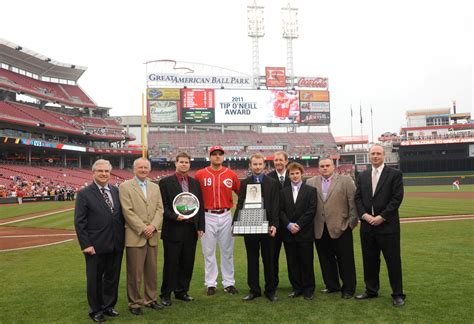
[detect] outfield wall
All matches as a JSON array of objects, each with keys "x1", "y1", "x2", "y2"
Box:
[{"x1": 403, "y1": 175, "x2": 474, "y2": 186}]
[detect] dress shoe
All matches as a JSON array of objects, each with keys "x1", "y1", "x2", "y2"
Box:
[
  {"x1": 161, "y1": 297, "x2": 172, "y2": 306},
  {"x1": 321, "y1": 288, "x2": 340, "y2": 294},
  {"x1": 90, "y1": 313, "x2": 106, "y2": 322},
  {"x1": 288, "y1": 290, "x2": 302, "y2": 298},
  {"x1": 224, "y1": 285, "x2": 239, "y2": 294},
  {"x1": 103, "y1": 308, "x2": 119, "y2": 317},
  {"x1": 304, "y1": 293, "x2": 314, "y2": 300},
  {"x1": 242, "y1": 293, "x2": 261, "y2": 301},
  {"x1": 206, "y1": 287, "x2": 216, "y2": 296},
  {"x1": 146, "y1": 302, "x2": 165, "y2": 310},
  {"x1": 341, "y1": 293, "x2": 353, "y2": 299},
  {"x1": 175, "y1": 294, "x2": 194, "y2": 302},
  {"x1": 266, "y1": 294, "x2": 278, "y2": 302},
  {"x1": 355, "y1": 292, "x2": 378, "y2": 300},
  {"x1": 129, "y1": 308, "x2": 142, "y2": 316},
  {"x1": 392, "y1": 296, "x2": 405, "y2": 307}
]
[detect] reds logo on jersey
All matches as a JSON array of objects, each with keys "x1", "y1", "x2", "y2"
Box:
[{"x1": 223, "y1": 178, "x2": 233, "y2": 188}]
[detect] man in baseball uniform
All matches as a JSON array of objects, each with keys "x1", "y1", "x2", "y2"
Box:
[{"x1": 195, "y1": 146, "x2": 240, "y2": 296}]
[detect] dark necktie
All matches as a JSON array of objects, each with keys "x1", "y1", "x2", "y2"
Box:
[
  {"x1": 279, "y1": 175, "x2": 285, "y2": 187},
  {"x1": 101, "y1": 187, "x2": 114, "y2": 211}
]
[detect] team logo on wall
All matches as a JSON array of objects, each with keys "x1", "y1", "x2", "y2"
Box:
[{"x1": 265, "y1": 67, "x2": 286, "y2": 87}]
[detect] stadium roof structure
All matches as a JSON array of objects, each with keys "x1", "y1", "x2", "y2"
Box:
[{"x1": 0, "y1": 39, "x2": 87, "y2": 82}]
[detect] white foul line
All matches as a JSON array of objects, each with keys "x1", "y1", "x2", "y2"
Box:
[
  {"x1": 0, "y1": 208, "x2": 74, "y2": 225},
  {"x1": 0, "y1": 239, "x2": 74, "y2": 253},
  {"x1": 0, "y1": 233, "x2": 76, "y2": 238}
]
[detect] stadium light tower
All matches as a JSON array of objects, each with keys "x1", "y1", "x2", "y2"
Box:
[
  {"x1": 282, "y1": 3, "x2": 299, "y2": 88},
  {"x1": 247, "y1": 1, "x2": 265, "y2": 88}
]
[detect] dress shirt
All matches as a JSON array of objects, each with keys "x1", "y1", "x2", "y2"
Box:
[
  {"x1": 135, "y1": 177, "x2": 147, "y2": 199},
  {"x1": 252, "y1": 174, "x2": 265, "y2": 184},
  {"x1": 372, "y1": 163, "x2": 385, "y2": 196},
  {"x1": 321, "y1": 174, "x2": 334, "y2": 201}
]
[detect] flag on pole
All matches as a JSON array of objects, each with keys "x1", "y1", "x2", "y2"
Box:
[
  {"x1": 359, "y1": 104, "x2": 363, "y2": 124},
  {"x1": 371, "y1": 105, "x2": 373, "y2": 116},
  {"x1": 351, "y1": 105, "x2": 353, "y2": 117}
]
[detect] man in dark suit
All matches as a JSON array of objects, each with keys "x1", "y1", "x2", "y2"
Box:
[
  {"x1": 235, "y1": 153, "x2": 279, "y2": 302},
  {"x1": 279, "y1": 162, "x2": 317, "y2": 300},
  {"x1": 159, "y1": 152, "x2": 205, "y2": 306},
  {"x1": 266, "y1": 150, "x2": 291, "y2": 289},
  {"x1": 307, "y1": 157, "x2": 358, "y2": 299},
  {"x1": 75, "y1": 159, "x2": 125, "y2": 322},
  {"x1": 354, "y1": 144, "x2": 406, "y2": 307}
]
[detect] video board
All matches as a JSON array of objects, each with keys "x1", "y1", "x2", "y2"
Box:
[
  {"x1": 181, "y1": 89, "x2": 215, "y2": 123},
  {"x1": 215, "y1": 89, "x2": 299, "y2": 124},
  {"x1": 146, "y1": 88, "x2": 330, "y2": 125}
]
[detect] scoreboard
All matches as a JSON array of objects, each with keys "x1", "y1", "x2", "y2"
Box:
[{"x1": 147, "y1": 88, "x2": 330, "y2": 125}]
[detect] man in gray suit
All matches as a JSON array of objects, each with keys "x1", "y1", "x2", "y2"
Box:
[{"x1": 307, "y1": 157, "x2": 358, "y2": 299}]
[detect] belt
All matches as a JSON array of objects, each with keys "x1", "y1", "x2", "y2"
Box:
[{"x1": 205, "y1": 209, "x2": 229, "y2": 214}]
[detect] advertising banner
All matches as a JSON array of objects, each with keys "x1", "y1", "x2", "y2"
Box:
[
  {"x1": 300, "y1": 101, "x2": 330, "y2": 112},
  {"x1": 296, "y1": 77, "x2": 329, "y2": 89},
  {"x1": 215, "y1": 89, "x2": 300, "y2": 124},
  {"x1": 300, "y1": 111, "x2": 330, "y2": 125},
  {"x1": 147, "y1": 88, "x2": 181, "y2": 100},
  {"x1": 147, "y1": 73, "x2": 251, "y2": 88},
  {"x1": 300, "y1": 90, "x2": 330, "y2": 102},
  {"x1": 148, "y1": 100, "x2": 180, "y2": 123}
]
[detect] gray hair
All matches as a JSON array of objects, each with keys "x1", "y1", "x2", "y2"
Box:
[
  {"x1": 318, "y1": 156, "x2": 334, "y2": 165},
  {"x1": 133, "y1": 157, "x2": 151, "y2": 169},
  {"x1": 92, "y1": 159, "x2": 112, "y2": 172}
]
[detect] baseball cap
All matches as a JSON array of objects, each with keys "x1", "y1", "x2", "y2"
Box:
[{"x1": 209, "y1": 145, "x2": 225, "y2": 155}]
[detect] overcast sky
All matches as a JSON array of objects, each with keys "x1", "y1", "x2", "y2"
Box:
[{"x1": 2, "y1": 0, "x2": 472, "y2": 140}]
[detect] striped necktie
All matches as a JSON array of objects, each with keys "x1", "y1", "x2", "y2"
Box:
[{"x1": 100, "y1": 187, "x2": 114, "y2": 211}]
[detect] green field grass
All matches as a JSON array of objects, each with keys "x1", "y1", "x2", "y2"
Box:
[
  {"x1": 400, "y1": 197, "x2": 474, "y2": 217},
  {"x1": 0, "y1": 220, "x2": 473, "y2": 323},
  {"x1": 0, "y1": 201, "x2": 74, "y2": 220},
  {"x1": 11, "y1": 210, "x2": 75, "y2": 230}
]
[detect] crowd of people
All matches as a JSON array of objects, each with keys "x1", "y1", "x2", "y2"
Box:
[
  {"x1": 74, "y1": 144, "x2": 406, "y2": 322},
  {"x1": 0, "y1": 175, "x2": 77, "y2": 202}
]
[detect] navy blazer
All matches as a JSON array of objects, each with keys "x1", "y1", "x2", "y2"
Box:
[
  {"x1": 355, "y1": 165, "x2": 404, "y2": 234},
  {"x1": 74, "y1": 183, "x2": 125, "y2": 254},
  {"x1": 159, "y1": 174, "x2": 205, "y2": 242},
  {"x1": 279, "y1": 183, "x2": 317, "y2": 242}
]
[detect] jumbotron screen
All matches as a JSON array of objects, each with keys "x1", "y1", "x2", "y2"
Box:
[{"x1": 147, "y1": 88, "x2": 330, "y2": 125}]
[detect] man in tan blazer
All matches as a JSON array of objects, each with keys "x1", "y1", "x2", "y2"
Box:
[
  {"x1": 306, "y1": 157, "x2": 358, "y2": 299},
  {"x1": 119, "y1": 157, "x2": 164, "y2": 315}
]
